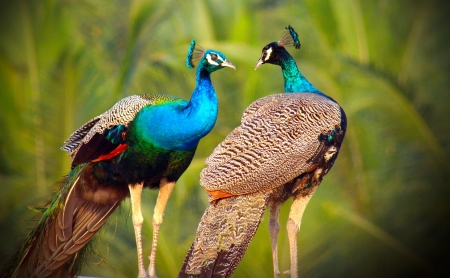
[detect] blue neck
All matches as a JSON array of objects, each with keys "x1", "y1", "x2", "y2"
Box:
[
  {"x1": 185, "y1": 69, "x2": 218, "y2": 117},
  {"x1": 278, "y1": 51, "x2": 322, "y2": 95},
  {"x1": 132, "y1": 66, "x2": 218, "y2": 151}
]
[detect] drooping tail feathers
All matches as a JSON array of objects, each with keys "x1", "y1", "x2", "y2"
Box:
[
  {"x1": 1, "y1": 164, "x2": 122, "y2": 278},
  {"x1": 178, "y1": 192, "x2": 270, "y2": 278}
]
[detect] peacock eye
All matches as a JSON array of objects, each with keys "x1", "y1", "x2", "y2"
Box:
[
  {"x1": 211, "y1": 54, "x2": 218, "y2": 61},
  {"x1": 262, "y1": 47, "x2": 272, "y2": 61}
]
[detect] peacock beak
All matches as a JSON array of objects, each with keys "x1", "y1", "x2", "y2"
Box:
[
  {"x1": 254, "y1": 58, "x2": 264, "y2": 70},
  {"x1": 221, "y1": 60, "x2": 236, "y2": 70}
]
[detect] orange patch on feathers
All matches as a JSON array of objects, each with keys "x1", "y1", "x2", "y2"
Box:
[
  {"x1": 206, "y1": 189, "x2": 234, "y2": 202},
  {"x1": 306, "y1": 164, "x2": 318, "y2": 172}
]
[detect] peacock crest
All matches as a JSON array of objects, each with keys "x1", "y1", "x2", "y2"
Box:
[
  {"x1": 186, "y1": 40, "x2": 235, "y2": 71},
  {"x1": 278, "y1": 25, "x2": 301, "y2": 49},
  {"x1": 186, "y1": 40, "x2": 205, "y2": 69}
]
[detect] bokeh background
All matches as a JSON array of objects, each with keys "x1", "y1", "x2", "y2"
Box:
[{"x1": 1, "y1": 0, "x2": 449, "y2": 277}]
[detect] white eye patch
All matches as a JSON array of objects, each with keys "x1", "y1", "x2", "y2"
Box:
[
  {"x1": 264, "y1": 47, "x2": 272, "y2": 61},
  {"x1": 206, "y1": 53, "x2": 224, "y2": 66}
]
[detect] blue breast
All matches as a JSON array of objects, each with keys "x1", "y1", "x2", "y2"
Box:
[{"x1": 131, "y1": 100, "x2": 217, "y2": 151}]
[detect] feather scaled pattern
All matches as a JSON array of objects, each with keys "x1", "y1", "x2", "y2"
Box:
[
  {"x1": 1, "y1": 41, "x2": 235, "y2": 278},
  {"x1": 178, "y1": 26, "x2": 346, "y2": 278}
]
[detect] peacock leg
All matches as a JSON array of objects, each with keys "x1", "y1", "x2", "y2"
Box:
[
  {"x1": 128, "y1": 182, "x2": 148, "y2": 278},
  {"x1": 286, "y1": 187, "x2": 318, "y2": 278},
  {"x1": 269, "y1": 202, "x2": 281, "y2": 277},
  {"x1": 148, "y1": 178, "x2": 175, "y2": 278}
]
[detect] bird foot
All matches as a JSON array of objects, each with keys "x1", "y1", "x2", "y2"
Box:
[
  {"x1": 137, "y1": 270, "x2": 150, "y2": 278},
  {"x1": 283, "y1": 270, "x2": 290, "y2": 274},
  {"x1": 148, "y1": 268, "x2": 158, "y2": 278}
]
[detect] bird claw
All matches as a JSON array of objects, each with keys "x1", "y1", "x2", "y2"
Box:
[
  {"x1": 283, "y1": 270, "x2": 290, "y2": 274},
  {"x1": 137, "y1": 270, "x2": 150, "y2": 278}
]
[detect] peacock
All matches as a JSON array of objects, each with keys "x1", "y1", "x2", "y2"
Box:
[
  {"x1": 178, "y1": 26, "x2": 346, "y2": 278},
  {"x1": 1, "y1": 40, "x2": 235, "y2": 278}
]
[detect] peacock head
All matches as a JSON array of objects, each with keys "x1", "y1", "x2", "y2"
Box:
[
  {"x1": 186, "y1": 40, "x2": 236, "y2": 73},
  {"x1": 255, "y1": 25, "x2": 301, "y2": 69}
]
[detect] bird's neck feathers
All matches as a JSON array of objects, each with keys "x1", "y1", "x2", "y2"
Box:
[
  {"x1": 131, "y1": 66, "x2": 217, "y2": 151},
  {"x1": 188, "y1": 67, "x2": 217, "y2": 109},
  {"x1": 185, "y1": 65, "x2": 218, "y2": 122},
  {"x1": 278, "y1": 51, "x2": 321, "y2": 95}
]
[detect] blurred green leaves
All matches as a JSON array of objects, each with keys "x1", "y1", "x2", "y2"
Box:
[{"x1": 1, "y1": 0, "x2": 449, "y2": 277}]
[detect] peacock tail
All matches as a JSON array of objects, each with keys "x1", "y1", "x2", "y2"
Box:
[
  {"x1": 1, "y1": 164, "x2": 123, "y2": 278},
  {"x1": 180, "y1": 192, "x2": 270, "y2": 277}
]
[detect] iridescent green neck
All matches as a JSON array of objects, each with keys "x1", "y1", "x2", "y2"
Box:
[{"x1": 279, "y1": 50, "x2": 321, "y2": 94}]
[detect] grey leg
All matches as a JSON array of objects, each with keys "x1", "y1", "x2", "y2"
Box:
[
  {"x1": 269, "y1": 202, "x2": 281, "y2": 277},
  {"x1": 286, "y1": 187, "x2": 318, "y2": 278}
]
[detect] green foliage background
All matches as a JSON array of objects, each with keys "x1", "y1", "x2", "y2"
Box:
[{"x1": 1, "y1": 0, "x2": 449, "y2": 277}]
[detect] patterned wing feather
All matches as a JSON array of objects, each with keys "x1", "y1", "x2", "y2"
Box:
[
  {"x1": 240, "y1": 92, "x2": 285, "y2": 123},
  {"x1": 61, "y1": 116, "x2": 102, "y2": 153},
  {"x1": 61, "y1": 94, "x2": 182, "y2": 164},
  {"x1": 201, "y1": 93, "x2": 343, "y2": 196}
]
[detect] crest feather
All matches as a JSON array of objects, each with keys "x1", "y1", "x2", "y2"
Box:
[
  {"x1": 186, "y1": 40, "x2": 205, "y2": 69},
  {"x1": 277, "y1": 25, "x2": 301, "y2": 49}
]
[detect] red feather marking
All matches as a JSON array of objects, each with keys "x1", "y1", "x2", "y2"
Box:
[
  {"x1": 91, "y1": 143, "x2": 128, "y2": 162},
  {"x1": 306, "y1": 164, "x2": 318, "y2": 172}
]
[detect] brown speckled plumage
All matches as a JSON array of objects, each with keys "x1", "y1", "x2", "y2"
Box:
[
  {"x1": 181, "y1": 192, "x2": 270, "y2": 277},
  {"x1": 179, "y1": 93, "x2": 346, "y2": 278},
  {"x1": 202, "y1": 93, "x2": 342, "y2": 196}
]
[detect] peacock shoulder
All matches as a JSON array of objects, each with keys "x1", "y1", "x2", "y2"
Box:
[
  {"x1": 241, "y1": 92, "x2": 285, "y2": 123},
  {"x1": 61, "y1": 94, "x2": 183, "y2": 159}
]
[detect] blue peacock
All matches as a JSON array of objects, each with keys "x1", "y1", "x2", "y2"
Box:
[
  {"x1": 1, "y1": 41, "x2": 235, "y2": 278},
  {"x1": 179, "y1": 26, "x2": 346, "y2": 278}
]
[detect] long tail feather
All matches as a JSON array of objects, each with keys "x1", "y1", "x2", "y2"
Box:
[
  {"x1": 1, "y1": 164, "x2": 123, "y2": 278},
  {"x1": 178, "y1": 192, "x2": 270, "y2": 278}
]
